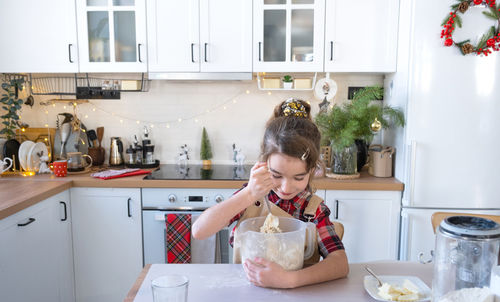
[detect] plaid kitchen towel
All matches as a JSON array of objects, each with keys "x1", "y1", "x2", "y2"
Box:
[{"x1": 166, "y1": 213, "x2": 191, "y2": 263}]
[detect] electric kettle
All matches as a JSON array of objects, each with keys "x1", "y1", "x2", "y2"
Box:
[
  {"x1": 109, "y1": 137, "x2": 124, "y2": 166},
  {"x1": 432, "y1": 216, "x2": 500, "y2": 301}
]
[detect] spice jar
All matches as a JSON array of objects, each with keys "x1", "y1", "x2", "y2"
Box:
[
  {"x1": 125, "y1": 145, "x2": 136, "y2": 165},
  {"x1": 144, "y1": 144, "x2": 155, "y2": 164}
]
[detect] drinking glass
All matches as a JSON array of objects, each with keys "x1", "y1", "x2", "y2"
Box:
[{"x1": 151, "y1": 275, "x2": 188, "y2": 302}]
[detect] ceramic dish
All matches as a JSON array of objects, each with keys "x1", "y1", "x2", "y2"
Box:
[
  {"x1": 363, "y1": 275, "x2": 431, "y2": 302},
  {"x1": 2, "y1": 139, "x2": 20, "y2": 170},
  {"x1": 18, "y1": 140, "x2": 35, "y2": 171},
  {"x1": 27, "y1": 142, "x2": 48, "y2": 172},
  {"x1": 67, "y1": 166, "x2": 92, "y2": 175}
]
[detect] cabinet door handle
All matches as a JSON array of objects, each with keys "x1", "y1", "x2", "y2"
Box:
[
  {"x1": 60, "y1": 201, "x2": 68, "y2": 221},
  {"x1": 335, "y1": 199, "x2": 339, "y2": 219},
  {"x1": 18, "y1": 218, "x2": 36, "y2": 227},
  {"x1": 127, "y1": 197, "x2": 132, "y2": 217},
  {"x1": 258, "y1": 42, "x2": 262, "y2": 61},
  {"x1": 68, "y1": 44, "x2": 74, "y2": 63},
  {"x1": 191, "y1": 43, "x2": 195, "y2": 63},
  {"x1": 330, "y1": 41, "x2": 334, "y2": 61},
  {"x1": 204, "y1": 43, "x2": 208, "y2": 62},
  {"x1": 138, "y1": 44, "x2": 143, "y2": 62}
]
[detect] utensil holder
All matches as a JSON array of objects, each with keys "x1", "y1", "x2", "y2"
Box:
[{"x1": 88, "y1": 147, "x2": 105, "y2": 166}]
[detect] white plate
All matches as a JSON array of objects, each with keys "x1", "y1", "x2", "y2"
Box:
[
  {"x1": 18, "y1": 140, "x2": 35, "y2": 171},
  {"x1": 27, "y1": 142, "x2": 48, "y2": 172},
  {"x1": 363, "y1": 275, "x2": 431, "y2": 302},
  {"x1": 314, "y1": 77, "x2": 337, "y2": 101}
]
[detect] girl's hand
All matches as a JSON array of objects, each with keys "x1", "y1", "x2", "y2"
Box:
[
  {"x1": 243, "y1": 258, "x2": 296, "y2": 289},
  {"x1": 246, "y1": 162, "x2": 274, "y2": 201}
]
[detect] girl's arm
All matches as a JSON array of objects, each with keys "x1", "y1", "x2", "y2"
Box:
[
  {"x1": 192, "y1": 162, "x2": 274, "y2": 240},
  {"x1": 243, "y1": 249, "x2": 349, "y2": 288}
]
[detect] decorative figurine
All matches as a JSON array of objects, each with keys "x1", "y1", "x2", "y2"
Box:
[
  {"x1": 177, "y1": 144, "x2": 190, "y2": 166},
  {"x1": 232, "y1": 143, "x2": 246, "y2": 166},
  {"x1": 38, "y1": 155, "x2": 52, "y2": 174}
]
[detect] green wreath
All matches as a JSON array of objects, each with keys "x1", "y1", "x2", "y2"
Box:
[{"x1": 441, "y1": 0, "x2": 500, "y2": 56}]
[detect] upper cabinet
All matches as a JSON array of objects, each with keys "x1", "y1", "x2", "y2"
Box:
[
  {"x1": 324, "y1": 0, "x2": 399, "y2": 72},
  {"x1": 147, "y1": 0, "x2": 252, "y2": 74},
  {"x1": 76, "y1": 0, "x2": 147, "y2": 72},
  {"x1": 0, "y1": 0, "x2": 78, "y2": 73},
  {"x1": 253, "y1": 0, "x2": 325, "y2": 72}
]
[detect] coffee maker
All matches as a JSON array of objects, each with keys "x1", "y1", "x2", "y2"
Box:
[{"x1": 109, "y1": 137, "x2": 124, "y2": 166}]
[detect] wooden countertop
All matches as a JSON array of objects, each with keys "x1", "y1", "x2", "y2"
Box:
[
  {"x1": 0, "y1": 179, "x2": 71, "y2": 220},
  {"x1": 0, "y1": 168, "x2": 403, "y2": 220}
]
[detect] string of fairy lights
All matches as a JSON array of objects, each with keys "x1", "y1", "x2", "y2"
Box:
[{"x1": 37, "y1": 89, "x2": 302, "y2": 130}]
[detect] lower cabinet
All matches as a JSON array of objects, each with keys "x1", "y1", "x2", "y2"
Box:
[
  {"x1": 0, "y1": 190, "x2": 74, "y2": 302},
  {"x1": 323, "y1": 190, "x2": 401, "y2": 263},
  {"x1": 70, "y1": 188, "x2": 142, "y2": 302}
]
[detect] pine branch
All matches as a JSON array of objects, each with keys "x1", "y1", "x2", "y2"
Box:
[
  {"x1": 477, "y1": 31, "x2": 490, "y2": 49},
  {"x1": 455, "y1": 15, "x2": 462, "y2": 28},
  {"x1": 483, "y1": 11, "x2": 498, "y2": 20}
]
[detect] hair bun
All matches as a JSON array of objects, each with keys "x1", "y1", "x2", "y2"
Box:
[{"x1": 279, "y1": 98, "x2": 310, "y2": 118}]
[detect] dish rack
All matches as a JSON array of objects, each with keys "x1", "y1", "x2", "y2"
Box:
[{"x1": 29, "y1": 73, "x2": 150, "y2": 98}]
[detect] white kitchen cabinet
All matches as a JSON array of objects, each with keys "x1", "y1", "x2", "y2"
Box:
[
  {"x1": 323, "y1": 0, "x2": 399, "y2": 72},
  {"x1": 253, "y1": 0, "x2": 325, "y2": 72},
  {"x1": 323, "y1": 190, "x2": 401, "y2": 263},
  {"x1": 147, "y1": 0, "x2": 252, "y2": 74},
  {"x1": 0, "y1": 0, "x2": 78, "y2": 73},
  {"x1": 0, "y1": 190, "x2": 74, "y2": 302},
  {"x1": 76, "y1": 0, "x2": 147, "y2": 72},
  {"x1": 71, "y1": 188, "x2": 142, "y2": 302}
]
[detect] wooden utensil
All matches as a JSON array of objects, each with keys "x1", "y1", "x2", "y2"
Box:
[
  {"x1": 87, "y1": 130, "x2": 98, "y2": 147},
  {"x1": 96, "y1": 127, "x2": 104, "y2": 148}
]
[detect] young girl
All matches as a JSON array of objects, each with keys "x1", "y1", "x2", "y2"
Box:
[{"x1": 192, "y1": 99, "x2": 348, "y2": 288}]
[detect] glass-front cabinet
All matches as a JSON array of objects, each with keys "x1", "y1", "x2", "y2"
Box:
[
  {"x1": 76, "y1": 0, "x2": 147, "y2": 72},
  {"x1": 253, "y1": 0, "x2": 325, "y2": 72}
]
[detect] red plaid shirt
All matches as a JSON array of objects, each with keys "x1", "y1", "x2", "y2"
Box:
[{"x1": 229, "y1": 186, "x2": 344, "y2": 258}]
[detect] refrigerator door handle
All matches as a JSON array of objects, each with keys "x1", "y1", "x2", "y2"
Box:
[{"x1": 402, "y1": 140, "x2": 417, "y2": 207}]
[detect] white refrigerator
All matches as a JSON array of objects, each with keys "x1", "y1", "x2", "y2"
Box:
[{"x1": 383, "y1": 0, "x2": 500, "y2": 261}]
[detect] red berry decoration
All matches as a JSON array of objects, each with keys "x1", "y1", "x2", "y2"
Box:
[{"x1": 440, "y1": 0, "x2": 500, "y2": 56}]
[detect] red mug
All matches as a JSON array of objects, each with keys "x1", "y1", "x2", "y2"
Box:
[{"x1": 53, "y1": 160, "x2": 68, "y2": 177}]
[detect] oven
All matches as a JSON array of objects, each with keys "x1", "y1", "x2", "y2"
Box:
[{"x1": 142, "y1": 188, "x2": 235, "y2": 265}]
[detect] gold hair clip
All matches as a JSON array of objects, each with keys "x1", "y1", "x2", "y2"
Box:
[
  {"x1": 301, "y1": 148, "x2": 310, "y2": 161},
  {"x1": 281, "y1": 98, "x2": 308, "y2": 118}
]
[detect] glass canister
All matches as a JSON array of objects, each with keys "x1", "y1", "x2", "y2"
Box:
[
  {"x1": 331, "y1": 142, "x2": 357, "y2": 174},
  {"x1": 432, "y1": 216, "x2": 500, "y2": 301}
]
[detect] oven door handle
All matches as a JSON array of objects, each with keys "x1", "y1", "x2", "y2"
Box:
[{"x1": 154, "y1": 214, "x2": 166, "y2": 221}]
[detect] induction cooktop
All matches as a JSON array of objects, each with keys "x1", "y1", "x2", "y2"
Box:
[{"x1": 143, "y1": 164, "x2": 253, "y2": 180}]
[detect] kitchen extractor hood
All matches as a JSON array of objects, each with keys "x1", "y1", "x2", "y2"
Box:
[{"x1": 148, "y1": 72, "x2": 253, "y2": 81}]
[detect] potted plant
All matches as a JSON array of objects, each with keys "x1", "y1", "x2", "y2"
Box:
[
  {"x1": 315, "y1": 86, "x2": 405, "y2": 175},
  {"x1": 282, "y1": 75, "x2": 293, "y2": 89},
  {"x1": 200, "y1": 127, "x2": 213, "y2": 169},
  {"x1": 1, "y1": 78, "x2": 26, "y2": 139}
]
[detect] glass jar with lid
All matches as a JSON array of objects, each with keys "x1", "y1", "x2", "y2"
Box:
[{"x1": 432, "y1": 216, "x2": 500, "y2": 301}]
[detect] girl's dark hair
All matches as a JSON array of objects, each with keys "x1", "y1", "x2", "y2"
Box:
[{"x1": 261, "y1": 99, "x2": 321, "y2": 173}]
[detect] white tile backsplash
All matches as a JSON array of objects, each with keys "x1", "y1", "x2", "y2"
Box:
[{"x1": 18, "y1": 74, "x2": 383, "y2": 164}]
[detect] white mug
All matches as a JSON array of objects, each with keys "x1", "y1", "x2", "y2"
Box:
[{"x1": 1, "y1": 157, "x2": 13, "y2": 173}]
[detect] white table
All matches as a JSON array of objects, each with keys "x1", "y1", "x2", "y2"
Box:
[{"x1": 125, "y1": 261, "x2": 433, "y2": 302}]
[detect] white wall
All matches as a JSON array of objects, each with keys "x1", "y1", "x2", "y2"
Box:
[{"x1": 18, "y1": 74, "x2": 383, "y2": 164}]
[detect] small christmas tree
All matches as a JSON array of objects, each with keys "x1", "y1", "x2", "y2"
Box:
[{"x1": 200, "y1": 127, "x2": 213, "y2": 161}]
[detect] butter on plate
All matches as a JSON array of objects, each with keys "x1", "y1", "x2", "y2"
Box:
[{"x1": 378, "y1": 279, "x2": 420, "y2": 301}]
